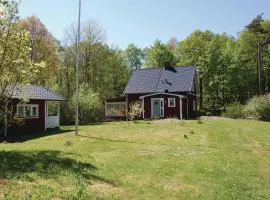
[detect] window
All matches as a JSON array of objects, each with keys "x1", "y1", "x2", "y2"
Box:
[
  {"x1": 17, "y1": 105, "x2": 24, "y2": 118},
  {"x1": 32, "y1": 106, "x2": 38, "y2": 117},
  {"x1": 168, "y1": 98, "x2": 176, "y2": 107},
  {"x1": 193, "y1": 101, "x2": 196, "y2": 111},
  {"x1": 47, "y1": 101, "x2": 59, "y2": 116},
  {"x1": 16, "y1": 104, "x2": 39, "y2": 118},
  {"x1": 25, "y1": 106, "x2": 31, "y2": 117}
]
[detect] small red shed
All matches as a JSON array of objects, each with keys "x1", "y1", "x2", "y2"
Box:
[{"x1": 8, "y1": 85, "x2": 65, "y2": 133}]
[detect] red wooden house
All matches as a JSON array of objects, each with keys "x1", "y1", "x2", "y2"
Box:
[
  {"x1": 105, "y1": 66, "x2": 199, "y2": 119},
  {"x1": 8, "y1": 85, "x2": 65, "y2": 133}
]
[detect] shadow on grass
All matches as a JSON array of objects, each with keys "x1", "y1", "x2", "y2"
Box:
[
  {"x1": 3, "y1": 128, "x2": 74, "y2": 143},
  {"x1": 0, "y1": 150, "x2": 115, "y2": 185},
  {"x1": 77, "y1": 134, "x2": 230, "y2": 151},
  {"x1": 78, "y1": 134, "x2": 140, "y2": 144}
]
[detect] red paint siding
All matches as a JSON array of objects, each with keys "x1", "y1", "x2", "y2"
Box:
[
  {"x1": 10, "y1": 100, "x2": 45, "y2": 133},
  {"x1": 109, "y1": 93, "x2": 198, "y2": 120},
  {"x1": 143, "y1": 94, "x2": 186, "y2": 119},
  {"x1": 187, "y1": 94, "x2": 198, "y2": 118}
]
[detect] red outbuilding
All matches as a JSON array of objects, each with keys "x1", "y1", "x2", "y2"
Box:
[
  {"x1": 8, "y1": 85, "x2": 65, "y2": 133},
  {"x1": 105, "y1": 66, "x2": 199, "y2": 120}
]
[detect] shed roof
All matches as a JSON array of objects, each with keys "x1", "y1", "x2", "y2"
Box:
[
  {"x1": 11, "y1": 85, "x2": 65, "y2": 101},
  {"x1": 123, "y1": 66, "x2": 196, "y2": 94}
]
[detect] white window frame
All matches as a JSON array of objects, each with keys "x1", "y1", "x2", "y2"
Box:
[
  {"x1": 16, "y1": 104, "x2": 39, "y2": 119},
  {"x1": 168, "y1": 98, "x2": 176, "y2": 107},
  {"x1": 47, "y1": 101, "x2": 59, "y2": 117}
]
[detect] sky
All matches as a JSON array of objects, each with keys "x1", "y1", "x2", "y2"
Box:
[{"x1": 19, "y1": 0, "x2": 270, "y2": 49}]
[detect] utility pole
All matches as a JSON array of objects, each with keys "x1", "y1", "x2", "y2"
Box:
[{"x1": 75, "y1": 0, "x2": 81, "y2": 135}]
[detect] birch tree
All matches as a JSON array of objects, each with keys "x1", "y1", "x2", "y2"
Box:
[{"x1": 0, "y1": 0, "x2": 43, "y2": 136}]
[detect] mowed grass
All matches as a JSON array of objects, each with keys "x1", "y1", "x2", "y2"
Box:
[{"x1": 0, "y1": 119, "x2": 270, "y2": 199}]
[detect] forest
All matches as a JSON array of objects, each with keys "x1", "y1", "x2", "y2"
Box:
[{"x1": 1, "y1": 1, "x2": 270, "y2": 124}]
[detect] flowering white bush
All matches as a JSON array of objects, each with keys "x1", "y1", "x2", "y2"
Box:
[{"x1": 128, "y1": 101, "x2": 142, "y2": 121}]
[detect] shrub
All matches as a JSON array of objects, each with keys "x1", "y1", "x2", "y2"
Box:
[
  {"x1": 244, "y1": 94, "x2": 270, "y2": 121},
  {"x1": 222, "y1": 103, "x2": 244, "y2": 119},
  {"x1": 70, "y1": 83, "x2": 103, "y2": 124},
  {"x1": 128, "y1": 101, "x2": 142, "y2": 121}
]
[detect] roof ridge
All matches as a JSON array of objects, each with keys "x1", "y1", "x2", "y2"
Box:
[{"x1": 132, "y1": 66, "x2": 195, "y2": 71}]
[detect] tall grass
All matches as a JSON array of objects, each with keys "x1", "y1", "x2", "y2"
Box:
[
  {"x1": 244, "y1": 94, "x2": 270, "y2": 121},
  {"x1": 223, "y1": 94, "x2": 270, "y2": 121},
  {"x1": 222, "y1": 103, "x2": 244, "y2": 119}
]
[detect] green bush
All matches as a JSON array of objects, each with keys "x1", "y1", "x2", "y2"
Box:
[
  {"x1": 222, "y1": 103, "x2": 244, "y2": 119},
  {"x1": 244, "y1": 94, "x2": 270, "y2": 121},
  {"x1": 70, "y1": 83, "x2": 103, "y2": 124}
]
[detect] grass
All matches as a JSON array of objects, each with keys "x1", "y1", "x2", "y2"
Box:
[{"x1": 0, "y1": 119, "x2": 270, "y2": 199}]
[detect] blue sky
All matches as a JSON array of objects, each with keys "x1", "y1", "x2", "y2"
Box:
[{"x1": 19, "y1": 0, "x2": 270, "y2": 49}]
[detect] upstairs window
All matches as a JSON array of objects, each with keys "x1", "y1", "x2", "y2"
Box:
[
  {"x1": 17, "y1": 104, "x2": 39, "y2": 118},
  {"x1": 168, "y1": 98, "x2": 176, "y2": 107}
]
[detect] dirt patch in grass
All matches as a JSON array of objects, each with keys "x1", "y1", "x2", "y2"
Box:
[
  {"x1": 200, "y1": 116, "x2": 229, "y2": 120},
  {"x1": 0, "y1": 179, "x2": 6, "y2": 185},
  {"x1": 162, "y1": 181, "x2": 200, "y2": 194},
  {"x1": 164, "y1": 183, "x2": 195, "y2": 190},
  {"x1": 151, "y1": 118, "x2": 182, "y2": 124},
  {"x1": 251, "y1": 141, "x2": 262, "y2": 154},
  {"x1": 89, "y1": 182, "x2": 123, "y2": 196}
]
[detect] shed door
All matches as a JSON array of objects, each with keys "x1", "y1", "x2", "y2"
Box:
[{"x1": 45, "y1": 101, "x2": 60, "y2": 129}]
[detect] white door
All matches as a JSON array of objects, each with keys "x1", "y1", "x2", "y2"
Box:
[{"x1": 45, "y1": 101, "x2": 60, "y2": 129}]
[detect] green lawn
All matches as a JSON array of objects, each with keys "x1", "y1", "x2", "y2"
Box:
[{"x1": 0, "y1": 119, "x2": 270, "y2": 199}]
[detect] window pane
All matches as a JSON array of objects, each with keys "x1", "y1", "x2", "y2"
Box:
[
  {"x1": 25, "y1": 106, "x2": 31, "y2": 117},
  {"x1": 48, "y1": 102, "x2": 58, "y2": 116},
  {"x1": 32, "y1": 106, "x2": 37, "y2": 117},
  {"x1": 17, "y1": 106, "x2": 24, "y2": 117},
  {"x1": 169, "y1": 98, "x2": 175, "y2": 107}
]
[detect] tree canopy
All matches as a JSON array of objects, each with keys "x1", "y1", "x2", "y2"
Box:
[
  {"x1": 1, "y1": 0, "x2": 270, "y2": 124},
  {"x1": 145, "y1": 39, "x2": 176, "y2": 67},
  {"x1": 0, "y1": 0, "x2": 44, "y2": 133}
]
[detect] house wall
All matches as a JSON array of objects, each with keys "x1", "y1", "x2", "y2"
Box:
[
  {"x1": 127, "y1": 93, "x2": 195, "y2": 119},
  {"x1": 144, "y1": 94, "x2": 188, "y2": 119},
  {"x1": 186, "y1": 94, "x2": 198, "y2": 118},
  {"x1": 9, "y1": 99, "x2": 45, "y2": 134},
  {"x1": 108, "y1": 93, "x2": 198, "y2": 120}
]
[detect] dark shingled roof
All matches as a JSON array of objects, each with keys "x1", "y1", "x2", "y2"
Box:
[
  {"x1": 123, "y1": 66, "x2": 196, "y2": 94},
  {"x1": 11, "y1": 85, "x2": 65, "y2": 101}
]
